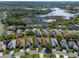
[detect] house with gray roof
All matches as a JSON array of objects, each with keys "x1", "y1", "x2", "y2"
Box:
[
  {"x1": 60, "y1": 40, "x2": 68, "y2": 49},
  {"x1": 43, "y1": 29, "x2": 49, "y2": 37},
  {"x1": 68, "y1": 41, "x2": 78, "y2": 51},
  {"x1": 7, "y1": 40, "x2": 16, "y2": 50},
  {"x1": 51, "y1": 38, "x2": 58, "y2": 48},
  {"x1": 35, "y1": 29, "x2": 42, "y2": 37}
]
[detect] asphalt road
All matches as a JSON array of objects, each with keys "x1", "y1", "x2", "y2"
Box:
[{"x1": 0, "y1": 49, "x2": 79, "y2": 58}]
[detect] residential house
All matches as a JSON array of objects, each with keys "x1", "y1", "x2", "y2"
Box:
[
  {"x1": 17, "y1": 38, "x2": 25, "y2": 49},
  {"x1": 7, "y1": 40, "x2": 16, "y2": 50},
  {"x1": 51, "y1": 38, "x2": 58, "y2": 48},
  {"x1": 60, "y1": 40, "x2": 68, "y2": 49}
]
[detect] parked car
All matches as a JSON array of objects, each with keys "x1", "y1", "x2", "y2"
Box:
[{"x1": 45, "y1": 48, "x2": 52, "y2": 53}]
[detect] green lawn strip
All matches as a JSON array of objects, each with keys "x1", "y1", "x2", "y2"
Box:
[
  {"x1": 38, "y1": 37, "x2": 43, "y2": 51},
  {"x1": 56, "y1": 44, "x2": 61, "y2": 51},
  {"x1": 3, "y1": 49, "x2": 10, "y2": 55},
  {"x1": 30, "y1": 45, "x2": 36, "y2": 50},
  {"x1": 44, "y1": 54, "x2": 56, "y2": 58},
  {"x1": 66, "y1": 48, "x2": 73, "y2": 53},
  {"x1": 44, "y1": 53, "x2": 51, "y2": 58},
  {"x1": 20, "y1": 54, "x2": 32, "y2": 58},
  {"x1": 47, "y1": 29, "x2": 53, "y2": 49},
  {"x1": 30, "y1": 36, "x2": 36, "y2": 50},
  {"x1": 51, "y1": 54, "x2": 56, "y2": 58},
  {"x1": 38, "y1": 46, "x2": 43, "y2": 51},
  {"x1": 59, "y1": 55, "x2": 64, "y2": 58},
  {"x1": 14, "y1": 48, "x2": 20, "y2": 53},
  {"x1": 68, "y1": 56, "x2": 77, "y2": 58},
  {"x1": 20, "y1": 54, "x2": 39, "y2": 58},
  {"x1": 31, "y1": 54, "x2": 40, "y2": 58}
]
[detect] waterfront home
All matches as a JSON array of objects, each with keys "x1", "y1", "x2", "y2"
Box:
[
  {"x1": 17, "y1": 38, "x2": 25, "y2": 49},
  {"x1": 60, "y1": 40, "x2": 68, "y2": 49},
  {"x1": 0, "y1": 41, "x2": 6, "y2": 52},
  {"x1": 51, "y1": 38, "x2": 58, "y2": 48},
  {"x1": 7, "y1": 40, "x2": 16, "y2": 50},
  {"x1": 68, "y1": 41, "x2": 78, "y2": 51},
  {"x1": 34, "y1": 29, "x2": 42, "y2": 37}
]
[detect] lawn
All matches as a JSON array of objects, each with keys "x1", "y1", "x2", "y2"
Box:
[
  {"x1": 31, "y1": 54, "x2": 40, "y2": 58},
  {"x1": 59, "y1": 55, "x2": 64, "y2": 58},
  {"x1": 20, "y1": 54, "x2": 32, "y2": 58},
  {"x1": 68, "y1": 56, "x2": 77, "y2": 58},
  {"x1": 14, "y1": 48, "x2": 20, "y2": 53},
  {"x1": 20, "y1": 54, "x2": 39, "y2": 58},
  {"x1": 44, "y1": 54, "x2": 56, "y2": 58},
  {"x1": 3, "y1": 50, "x2": 10, "y2": 55}
]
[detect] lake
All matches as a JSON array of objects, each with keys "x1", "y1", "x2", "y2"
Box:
[{"x1": 38, "y1": 8, "x2": 76, "y2": 19}]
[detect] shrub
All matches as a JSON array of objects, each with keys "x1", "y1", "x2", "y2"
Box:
[{"x1": 60, "y1": 55, "x2": 64, "y2": 58}]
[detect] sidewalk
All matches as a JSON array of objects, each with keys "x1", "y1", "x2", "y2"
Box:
[{"x1": 39, "y1": 53, "x2": 44, "y2": 58}]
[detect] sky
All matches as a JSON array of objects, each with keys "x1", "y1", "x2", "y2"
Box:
[{"x1": 0, "y1": 0, "x2": 78, "y2": 1}]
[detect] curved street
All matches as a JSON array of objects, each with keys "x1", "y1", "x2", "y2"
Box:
[{"x1": 0, "y1": 49, "x2": 79, "y2": 58}]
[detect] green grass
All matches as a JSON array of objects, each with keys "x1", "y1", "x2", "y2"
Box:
[
  {"x1": 66, "y1": 48, "x2": 73, "y2": 53},
  {"x1": 30, "y1": 46, "x2": 36, "y2": 50},
  {"x1": 31, "y1": 54, "x2": 40, "y2": 58},
  {"x1": 44, "y1": 54, "x2": 56, "y2": 58},
  {"x1": 59, "y1": 55, "x2": 64, "y2": 58},
  {"x1": 3, "y1": 24, "x2": 8, "y2": 30},
  {"x1": 20, "y1": 54, "x2": 32, "y2": 58},
  {"x1": 68, "y1": 56, "x2": 77, "y2": 58},
  {"x1": 51, "y1": 54, "x2": 56, "y2": 58},
  {"x1": 14, "y1": 48, "x2": 20, "y2": 53},
  {"x1": 3, "y1": 50, "x2": 10, "y2": 55},
  {"x1": 44, "y1": 54, "x2": 51, "y2": 58},
  {"x1": 20, "y1": 54, "x2": 39, "y2": 58},
  {"x1": 38, "y1": 46, "x2": 43, "y2": 50}
]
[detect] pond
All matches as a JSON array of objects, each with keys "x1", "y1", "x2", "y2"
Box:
[{"x1": 38, "y1": 8, "x2": 76, "y2": 19}]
